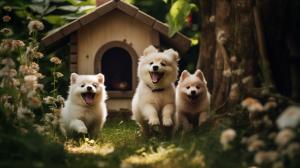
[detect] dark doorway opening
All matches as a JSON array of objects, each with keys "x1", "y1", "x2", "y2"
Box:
[{"x1": 101, "y1": 47, "x2": 132, "y2": 91}]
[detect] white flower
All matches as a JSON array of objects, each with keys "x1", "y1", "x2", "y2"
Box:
[
  {"x1": 56, "y1": 95, "x2": 65, "y2": 104},
  {"x1": 232, "y1": 69, "x2": 244, "y2": 76},
  {"x1": 0, "y1": 28, "x2": 13, "y2": 36},
  {"x1": 19, "y1": 65, "x2": 29, "y2": 74},
  {"x1": 50, "y1": 56, "x2": 62, "y2": 64},
  {"x1": 9, "y1": 69, "x2": 17, "y2": 77},
  {"x1": 30, "y1": 62, "x2": 40, "y2": 71},
  {"x1": 1, "y1": 58, "x2": 15, "y2": 67},
  {"x1": 242, "y1": 76, "x2": 253, "y2": 84},
  {"x1": 28, "y1": 20, "x2": 44, "y2": 34},
  {"x1": 33, "y1": 52, "x2": 44, "y2": 59},
  {"x1": 209, "y1": 15, "x2": 215, "y2": 23},
  {"x1": 223, "y1": 69, "x2": 232, "y2": 77},
  {"x1": 17, "y1": 106, "x2": 34, "y2": 120},
  {"x1": 216, "y1": 29, "x2": 228, "y2": 45},
  {"x1": 241, "y1": 97, "x2": 264, "y2": 113},
  {"x1": 0, "y1": 66, "x2": 10, "y2": 77},
  {"x1": 248, "y1": 139, "x2": 265, "y2": 152},
  {"x1": 254, "y1": 151, "x2": 278, "y2": 165},
  {"x1": 28, "y1": 97, "x2": 41, "y2": 108},
  {"x1": 220, "y1": 128, "x2": 236, "y2": 150},
  {"x1": 24, "y1": 75, "x2": 38, "y2": 90},
  {"x1": 276, "y1": 106, "x2": 300, "y2": 129},
  {"x1": 2, "y1": 15, "x2": 11, "y2": 22},
  {"x1": 263, "y1": 100, "x2": 277, "y2": 111},
  {"x1": 24, "y1": 75, "x2": 37, "y2": 85},
  {"x1": 55, "y1": 72, "x2": 64, "y2": 78},
  {"x1": 34, "y1": 124, "x2": 45, "y2": 134},
  {"x1": 230, "y1": 56, "x2": 237, "y2": 64},
  {"x1": 12, "y1": 40, "x2": 25, "y2": 48},
  {"x1": 43, "y1": 96, "x2": 56, "y2": 104},
  {"x1": 275, "y1": 129, "x2": 295, "y2": 146}
]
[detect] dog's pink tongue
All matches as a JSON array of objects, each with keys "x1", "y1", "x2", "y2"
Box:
[
  {"x1": 151, "y1": 73, "x2": 159, "y2": 83},
  {"x1": 84, "y1": 94, "x2": 94, "y2": 105}
]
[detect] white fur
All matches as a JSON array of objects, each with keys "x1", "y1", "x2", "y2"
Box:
[
  {"x1": 175, "y1": 70, "x2": 210, "y2": 132},
  {"x1": 132, "y1": 45, "x2": 179, "y2": 135},
  {"x1": 60, "y1": 73, "x2": 107, "y2": 137}
]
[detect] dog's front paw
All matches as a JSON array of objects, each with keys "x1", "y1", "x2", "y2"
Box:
[
  {"x1": 76, "y1": 126, "x2": 88, "y2": 134},
  {"x1": 163, "y1": 118, "x2": 173, "y2": 126},
  {"x1": 148, "y1": 117, "x2": 160, "y2": 126},
  {"x1": 183, "y1": 123, "x2": 193, "y2": 133}
]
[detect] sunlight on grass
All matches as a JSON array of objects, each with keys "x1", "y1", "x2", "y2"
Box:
[
  {"x1": 121, "y1": 145, "x2": 205, "y2": 168},
  {"x1": 65, "y1": 138, "x2": 114, "y2": 156}
]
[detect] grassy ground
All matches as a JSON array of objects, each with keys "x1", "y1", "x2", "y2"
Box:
[
  {"x1": 0, "y1": 117, "x2": 245, "y2": 168},
  {"x1": 63, "y1": 118, "x2": 244, "y2": 168}
]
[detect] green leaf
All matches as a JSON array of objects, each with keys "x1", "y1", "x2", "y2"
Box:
[
  {"x1": 43, "y1": 15, "x2": 67, "y2": 25},
  {"x1": 28, "y1": 4, "x2": 46, "y2": 14},
  {"x1": 166, "y1": 0, "x2": 194, "y2": 37},
  {"x1": 45, "y1": 6, "x2": 57, "y2": 15},
  {"x1": 57, "y1": 5, "x2": 78, "y2": 12}
]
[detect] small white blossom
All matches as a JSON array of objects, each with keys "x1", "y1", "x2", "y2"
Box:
[
  {"x1": 241, "y1": 97, "x2": 264, "y2": 113},
  {"x1": 247, "y1": 139, "x2": 265, "y2": 152},
  {"x1": 254, "y1": 151, "x2": 278, "y2": 165},
  {"x1": 223, "y1": 69, "x2": 232, "y2": 77},
  {"x1": 1, "y1": 58, "x2": 15, "y2": 67},
  {"x1": 43, "y1": 96, "x2": 56, "y2": 104},
  {"x1": 50, "y1": 56, "x2": 62, "y2": 64},
  {"x1": 28, "y1": 20, "x2": 44, "y2": 34},
  {"x1": 220, "y1": 128, "x2": 236, "y2": 150},
  {"x1": 275, "y1": 129, "x2": 295, "y2": 147},
  {"x1": 276, "y1": 106, "x2": 300, "y2": 129}
]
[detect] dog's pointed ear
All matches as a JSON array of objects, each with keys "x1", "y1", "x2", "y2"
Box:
[
  {"x1": 180, "y1": 70, "x2": 190, "y2": 81},
  {"x1": 143, "y1": 45, "x2": 158, "y2": 56},
  {"x1": 97, "y1": 73, "x2": 105, "y2": 84},
  {"x1": 70, "y1": 73, "x2": 78, "y2": 84},
  {"x1": 195, "y1": 69, "x2": 207, "y2": 84},
  {"x1": 163, "y1": 48, "x2": 179, "y2": 62}
]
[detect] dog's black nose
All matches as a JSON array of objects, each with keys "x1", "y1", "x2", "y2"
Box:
[
  {"x1": 87, "y1": 86, "x2": 92, "y2": 91},
  {"x1": 153, "y1": 65, "x2": 159, "y2": 71},
  {"x1": 191, "y1": 90, "x2": 196, "y2": 95}
]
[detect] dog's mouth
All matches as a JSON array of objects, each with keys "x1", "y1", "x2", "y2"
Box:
[
  {"x1": 81, "y1": 92, "x2": 96, "y2": 105},
  {"x1": 149, "y1": 72, "x2": 164, "y2": 84},
  {"x1": 187, "y1": 94, "x2": 199, "y2": 100}
]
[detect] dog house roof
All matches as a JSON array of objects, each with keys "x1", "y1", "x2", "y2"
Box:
[{"x1": 41, "y1": 0, "x2": 191, "y2": 53}]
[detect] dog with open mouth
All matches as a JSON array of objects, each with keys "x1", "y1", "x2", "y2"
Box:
[
  {"x1": 175, "y1": 70, "x2": 210, "y2": 133},
  {"x1": 60, "y1": 73, "x2": 107, "y2": 137},
  {"x1": 132, "y1": 45, "x2": 179, "y2": 136}
]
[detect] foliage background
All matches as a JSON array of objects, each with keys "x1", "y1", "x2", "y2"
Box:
[{"x1": 1, "y1": 0, "x2": 300, "y2": 168}]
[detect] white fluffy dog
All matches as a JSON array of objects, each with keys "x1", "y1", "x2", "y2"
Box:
[
  {"x1": 132, "y1": 45, "x2": 179, "y2": 135},
  {"x1": 175, "y1": 70, "x2": 210, "y2": 132},
  {"x1": 60, "y1": 73, "x2": 107, "y2": 137}
]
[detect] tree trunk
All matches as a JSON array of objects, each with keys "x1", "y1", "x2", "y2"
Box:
[{"x1": 197, "y1": 0, "x2": 259, "y2": 112}]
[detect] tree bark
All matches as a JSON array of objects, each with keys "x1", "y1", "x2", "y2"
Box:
[{"x1": 197, "y1": 0, "x2": 259, "y2": 112}]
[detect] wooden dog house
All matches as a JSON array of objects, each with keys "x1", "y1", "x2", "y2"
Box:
[{"x1": 42, "y1": 0, "x2": 190, "y2": 111}]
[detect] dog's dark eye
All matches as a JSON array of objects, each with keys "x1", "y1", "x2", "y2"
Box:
[
  {"x1": 150, "y1": 62, "x2": 153, "y2": 65},
  {"x1": 196, "y1": 86, "x2": 200, "y2": 89},
  {"x1": 93, "y1": 83, "x2": 98, "y2": 88},
  {"x1": 81, "y1": 84, "x2": 85, "y2": 88},
  {"x1": 186, "y1": 86, "x2": 190, "y2": 89},
  {"x1": 161, "y1": 62, "x2": 166, "y2": 66}
]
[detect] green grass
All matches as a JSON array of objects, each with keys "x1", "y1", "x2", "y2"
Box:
[{"x1": 0, "y1": 118, "x2": 245, "y2": 168}]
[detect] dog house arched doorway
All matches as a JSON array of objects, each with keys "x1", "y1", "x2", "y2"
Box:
[{"x1": 95, "y1": 41, "x2": 138, "y2": 98}]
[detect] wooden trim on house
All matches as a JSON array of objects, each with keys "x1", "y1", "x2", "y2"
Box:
[
  {"x1": 41, "y1": 0, "x2": 190, "y2": 53},
  {"x1": 69, "y1": 33, "x2": 78, "y2": 72},
  {"x1": 117, "y1": 0, "x2": 138, "y2": 17},
  {"x1": 94, "y1": 41, "x2": 138, "y2": 98}
]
